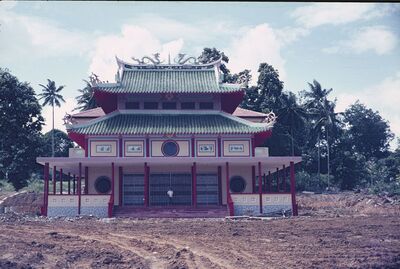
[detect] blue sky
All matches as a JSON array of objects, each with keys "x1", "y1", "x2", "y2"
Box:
[{"x1": 1, "y1": 1, "x2": 399, "y2": 143}]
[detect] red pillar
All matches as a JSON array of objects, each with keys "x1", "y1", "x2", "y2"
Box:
[
  {"x1": 78, "y1": 163, "x2": 82, "y2": 215},
  {"x1": 43, "y1": 163, "x2": 49, "y2": 216},
  {"x1": 52, "y1": 165, "x2": 56, "y2": 194},
  {"x1": 191, "y1": 137, "x2": 195, "y2": 157},
  {"x1": 276, "y1": 168, "x2": 280, "y2": 193},
  {"x1": 268, "y1": 171, "x2": 272, "y2": 192},
  {"x1": 251, "y1": 136, "x2": 255, "y2": 156},
  {"x1": 111, "y1": 162, "x2": 115, "y2": 205},
  {"x1": 258, "y1": 162, "x2": 263, "y2": 214},
  {"x1": 192, "y1": 162, "x2": 197, "y2": 207},
  {"x1": 225, "y1": 162, "x2": 230, "y2": 203},
  {"x1": 146, "y1": 137, "x2": 150, "y2": 157},
  {"x1": 59, "y1": 169, "x2": 63, "y2": 195},
  {"x1": 84, "y1": 166, "x2": 89, "y2": 194},
  {"x1": 119, "y1": 136, "x2": 123, "y2": 157},
  {"x1": 251, "y1": 166, "x2": 256, "y2": 193},
  {"x1": 218, "y1": 137, "x2": 222, "y2": 157},
  {"x1": 217, "y1": 166, "x2": 222, "y2": 205},
  {"x1": 119, "y1": 166, "x2": 123, "y2": 206},
  {"x1": 144, "y1": 162, "x2": 149, "y2": 207},
  {"x1": 290, "y1": 161, "x2": 298, "y2": 216},
  {"x1": 67, "y1": 172, "x2": 71, "y2": 195},
  {"x1": 85, "y1": 137, "x2": 89, "y2": 157},
  {"x1": 73, "y1": 175, "x2": 76, "y2": 195},
  {"x1": 283, "y1": 165, "x2": 286, "y2": 192}
]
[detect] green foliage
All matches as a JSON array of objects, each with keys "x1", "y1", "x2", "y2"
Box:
[
  {"x1": 0, "y1": 68, "x2": 44, "y2": 190},
  {"x1": 38, "y1": 79, "x2": 65, "y2": 108},
  {"x1": 21, "y1": 174, "x2": 44, "y2": 193},
  {"x1": 295, "y1": 171, "x2": 332, "y2": 192},
  {"x1": 41, "y1": 129, "x2": 74, "y2": 157},
  {"x1": 0, "y1": 179, "x2": 15, "y2": 192},
  {"x1": 74, "y1": 76, "x2": 98, "y2": 111}
]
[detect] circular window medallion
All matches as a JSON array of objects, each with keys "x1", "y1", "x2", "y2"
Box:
[
  {"x1": 94, "y1": 176, "x2": 112, "y2": 194},
  {"x1": 229, "y1": 176, "x2": 246, "y2": 193},
  {"x1": 162, "y1": 141, "x2": 179, "y2": 157}
]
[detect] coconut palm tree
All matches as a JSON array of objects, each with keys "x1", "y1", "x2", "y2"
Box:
[
  {"x1": 38, "y1": 79, "x2": 65, "y2": 157},
  {"x1": 278, "y1": 92, "x2": 309, "y2": 156},
  {"x1": 304, "y1": 80, "x2": 333, "y2": 180},
  {"x1": 74, "y1": 79, "x2": 97, "y2": 111}
]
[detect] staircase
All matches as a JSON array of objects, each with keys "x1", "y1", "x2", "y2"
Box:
[{"x1": 113, "y1": 206, "x2": 228, "y2": 218}]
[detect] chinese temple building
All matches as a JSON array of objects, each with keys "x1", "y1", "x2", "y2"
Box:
[{"x1": 37, "y1": 54, "x2": 301, "y2": 218}]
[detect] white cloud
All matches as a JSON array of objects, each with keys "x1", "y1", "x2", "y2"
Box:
[
  {"x1": 291, "y1": 3, "x2": 380, "y2": 28},
  {"x1": 42, "y1": 97, "x2": 77, "y2": 133},
  {"x1": 226, "y1": 23, "x2": 287, "y2": 82},
  {"x1": 323, "y1": 26, "x2": 397, "y2": 55},
  {"x1": 88, "y1": 25, "x2": 184, "y2": 81},
  {"x1": 335, "y1": 71, "x2": 400, "y2": 139}
]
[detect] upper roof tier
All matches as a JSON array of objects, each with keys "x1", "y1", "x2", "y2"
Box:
[{"x1": 94, "y1": 54, "x2": 243, "y2": 94}]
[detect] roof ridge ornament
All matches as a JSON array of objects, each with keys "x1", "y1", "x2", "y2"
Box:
[
  {"x1": 174, "y1": 53, "x2": 199, "y2": 65},
  {"x1": 132, "y1": 53, "x2": 164, "y2": 65}
]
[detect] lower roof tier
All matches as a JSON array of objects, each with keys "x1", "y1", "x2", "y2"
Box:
[{"x1": 67, "y1": 110, "x2": 274, "y2": 136}]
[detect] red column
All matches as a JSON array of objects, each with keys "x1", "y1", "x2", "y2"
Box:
[
  {"x1": 84, "y1": 166, "x2": 89, "y2": 194},
  {"x1": 52, "y1": 166, "x2": 56, "y2": 194},
  {"x1": 276, "y1": 168, "x2": 280, "y2": 193},
  {"x1": 73, "y1": 175, "x2": 76, "y2": 195},
  {"x1": 78, "y1": 163, "x2": 82, "y2": 215},
  {"x1": 217, "y1": 166, "x2": 222, "y2": 205},
  {"x1": 146, "y1": 137, "x2": 150, "y2": 157},
  {"x1": 192, "y1": 162, "x2": 197, "y2": 207},
  {"x1": 85, "y1": 137, "x2": 89, "y2": 157},
  {"x1": 144, "y1": 162, "x2": 149, "y2": 207},
  {"x1": 119, "y1": 137, "x2": 123, "y2": 157},
  {"x1": 268, "y1": 171, "x2": 272, "y2": 192},
  {"x1": 119, "y1": 166, "x2": 123, "y2": 206},
  {"x1": 43, "y1": 163, "x2": 49, "y2": 216},
  {"x1": 191, "y1": 137, "x2": 195, "y2": 157},
  {"x1": 225, "y1": 162, "x2": 230, "y2": 203},
  {"x1": 283, "y1": 165, "x2": 286, "y2": 192},
  {"x1": 111, "y1": 162, "x2": 115, "y2": 206},
  {"x1": 258, "y1": 162, "x2": 263, "y2": 214},
  {"x1": 218, "y1": 137, "x2": 222, "y2": 157},
  {"x1": 59, "y1": 169, "x2": 63, "y2": 195},
  {"x1": 251, "y1": 165, "x2": 256, "y2": 193},
  {"x1": 290, "y1": 161, "x2": 298, "y2": 216},
  {"x1": 251, "y1": 136, "x2": 255, "y2": 157},
  {"x1": 67, "y1": 172, "x2": 71, "y2": 195}
]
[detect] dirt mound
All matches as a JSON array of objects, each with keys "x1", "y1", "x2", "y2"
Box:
[{"x1": 1, "y1": 191, "x2": 43, "y2": 215}]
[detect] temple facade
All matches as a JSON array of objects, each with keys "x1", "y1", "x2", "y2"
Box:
[{"x1": 37, "y1": 54, "x2": 301, "y2": 218}]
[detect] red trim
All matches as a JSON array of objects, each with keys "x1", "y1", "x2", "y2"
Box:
[
  {"x1": 85, "y1": 137, "x2": 89, "y2": 157},
  {"x1": 144, "y1": 162, "x2": 149, "y2": 207},
  {"x1": 59, "y1": 168, "x2": 63, "y2": 195},
  {"x1": 119, "y1": 136, "x2": 123, "y2": 157},
  {"x1": 111, "y1": 162, "x2": 115, "y2": 205},
  {"x1": 217, "y1": 166, "x2": 222, "y2": 205},
  {"x1": 192, "y1": 162, "x2": 197, "y2": 207},
  {"x1": 251, "y1": 136, "x2": 255, "y2": 157},
  {"x1": 94, "y1": 90, "x2": 118, "y2": 114},
  {"x1": 42, "y1": 163, "x2": 49, "y2": 216},
  {"x1": 217, "y1": 137, "x2": 222, "y2": 157},
  {"x1": 89, "y1": 139, "x2": 119, "y2": 157},
  {"x1": 283, "y1": 165, "x2": 286, "y2": 192},
  {"x1": 73, "y1": 175, "x2": 76, "y2": 195},
  {"x1": 67, "y1": 172, "x2": 71, "y2": 195},
  {"x1": 53, "y1": 166, "x2": 56, "y2": 194},
  {"x1": 195, "y1": 139, "x2": 217, "y2": 157},
  {"x1": 191, "y1": 137, "x2": 195, "y2": 157},
  {"x1": 226, "y1": 162, "x2": 234, "y2": 216},
  {"x1": 123, "y1": 139, "x2": 145, "y2": 157},
  {"x1": 251, "y1": 165, "x2": 256, "y2": 193},
  {"x1": 221, "y1": 138, "x2": 252, "y2": 157},
  {"x1": 78, "y1": 163, "x2": 82, "y2": 215},
  {"x1": 221, "y1": 91, "x2": 244, "y2": 113},
  {"x1": 119, "y1": 166, "x2": 123, "y2": 206},
  {"x1": 290, "y1": 161, "x2": 298, "y2": 216},
  {"x1": 268, "y1": 171, "x2": 272, "y2": 192},
  {"x1": 146, "y1": 137, "x2": 150, "y2": 157},
  {"x1": 85, "y1": 166, "x2": 89, "y2": 194},
  {"x1": 276, "y1": 168, "x2": 280, "y2": 193},
  {"x1": 258, "y1": 162, "x2": 262, "y2": 214}
]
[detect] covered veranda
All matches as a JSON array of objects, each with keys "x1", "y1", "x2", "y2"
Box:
[{"x1": 37, "y1": 156, "x2": 301, "y2": 217}]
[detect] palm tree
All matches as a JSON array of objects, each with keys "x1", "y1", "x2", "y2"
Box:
[
  {"x1": 304, "y1": 80, "x2": 333, "y2": 181},
  {"x1": 278, "y1": 92, "x2": 309, "y2": 156},
  {"x1": 38, "y1": 79, "x2": 65, "y2": 157},
  {"x1": 74, "y1": 79, "x2": 97, "y2": 111}
]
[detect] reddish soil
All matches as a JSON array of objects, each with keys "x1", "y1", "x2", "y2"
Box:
[{"x1": 0, "y1": 192, "x2": 399, "y2": 269}]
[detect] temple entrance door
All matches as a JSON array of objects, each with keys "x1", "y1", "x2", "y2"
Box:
[
  {"x1": 149, "y1": 173, "x2": 192, "y2": 206},
  {"x1": 122, "y1": 174, "x2": 144, "y2": 206},
  {"x1": 196, "y1": 173, "x2": 219, "y2": 206}
]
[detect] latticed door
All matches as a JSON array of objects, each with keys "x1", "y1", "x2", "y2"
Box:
[
  {"x1": 149, "y1": 173, "x2": 192, "y2": 206},
  {"x1": 196, "y1": 173, "x2": 219, "y2": 206},
  {"x1": 123, "y1": 174, "x2": 144, "y2": 206}
]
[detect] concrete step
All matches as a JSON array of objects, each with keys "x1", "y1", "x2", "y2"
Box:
[{"x1": 113, "y1": 206, "x2": 228, "y2": 218}]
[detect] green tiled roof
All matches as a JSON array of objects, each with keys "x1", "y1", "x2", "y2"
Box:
[
  {"x1": 68, "y1": 112, "x2": 270, "y2": 135},
  {"x1": 95, "y1": 70, "x2": 242, "y2": 94}
]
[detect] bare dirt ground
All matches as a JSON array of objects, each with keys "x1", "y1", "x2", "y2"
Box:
[{"x1": 0, "y1": 192, "x2": 399, "y2": 269}]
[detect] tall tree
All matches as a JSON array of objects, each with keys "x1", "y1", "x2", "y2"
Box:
[
  {"x1": 0, "y1": 69, "x2": 44, "y2": 189},
  {"x1": 277, "y1": 92, "x2": 309, "y2": 156},
  {"x1": 41, "y1": 129, "x2": 74, "y2": 157},
  {"x1": 74, "y1": 76, "x2": 98, "y2": 111},
  {"x1": 38, "y1": 79, "x2": 65, "y2": 157},
  {"x1": 343, "y1": 101, "x2": 393, "y2": 159}
]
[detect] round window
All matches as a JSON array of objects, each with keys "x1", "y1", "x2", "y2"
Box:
[
  {"x1": 230, "y1": 176, "x2": 246, "y2": 193},
  {"x1": 94, "y1": 176, "x2": 112, "y2": 194},
  {"x1": 162, "y1": 141, "x2": 179, "y2": 157}
]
